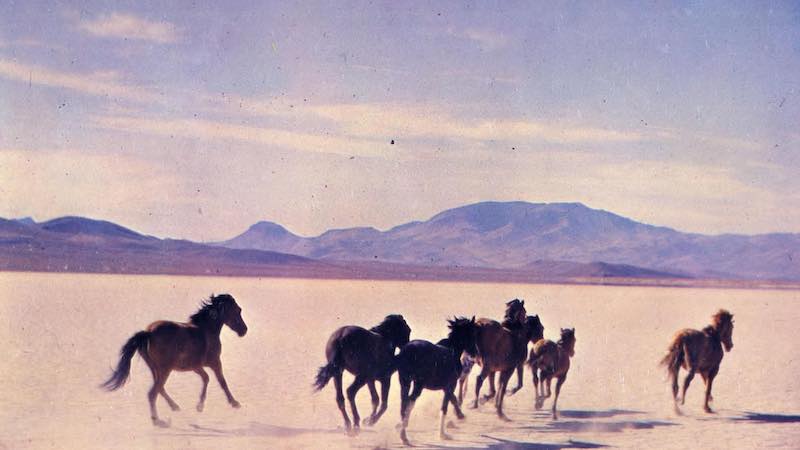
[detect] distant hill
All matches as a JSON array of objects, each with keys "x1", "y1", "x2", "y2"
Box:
[{"x1": 220, "y1": 201, "x2": 800, "y2": 281}]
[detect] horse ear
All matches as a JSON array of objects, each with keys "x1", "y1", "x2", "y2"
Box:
[
  {"x1": 471, "y1": 315, "x2": 476, "y2": 323},
  {"x1": 521, "y1": 299, "x2": 525, "y2": 305}
]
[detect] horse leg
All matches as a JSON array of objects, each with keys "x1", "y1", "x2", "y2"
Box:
[
  {"x1": 471, "y1": 366, "x2": 489, "y2": 409},
  {"x1": 457, "y1": 373, "x2": 468, "y2": 407},
  {"x1": 439, "y1": 391, "x2": 453, "y2": 440},
  {"x1": 148, "y1": 369, "x2": 170, "y2": 427},
  {"x1": 495, "y1": 368, "x2": 514, "y2": 422},
  {"x1": 704, "y1": 368, "x2": 719, "y2": 413},
  {"x1": 210, "y1": 362, "x2": 240, "y2": 408},
  {"x1": 399, "y1": 377, "x2": 411, "y2": 446},
  {"x1": 670, "y1": 366, "x2": 681, "y2": 414},
  {"x1": 346, "y1": 374, "x2": 368, "y2": 433},
  {"x1": 400, "y1": 381, "x2": 424, "y2": 447},
  {"x1": 333, "y1": 371, "x2": 352, "y2": 432},
  {"x1": 508, "y1": 363, "x2": 524, "y2": 395},
  {"x1": 482, "y1": 372, "x2": 497, "y2": 402},
  {"x1": 552, "y1": 374, "x2": 567, "y2": 420},
  {"x1": 366, "y1": 375, "x2": 391, "y2": 426},
  {"x1": 194, "y1": 368, "x2": 210, "y2": 412},
  {"x1": 160, "y1": 386, "x2": 181, "y2": 412},
  {"x1": 363, "y1": 380, "x2": 379, "y2": 425},
  {"x1": 680, "y1": 368, "x2": 695, "y2": 406}
]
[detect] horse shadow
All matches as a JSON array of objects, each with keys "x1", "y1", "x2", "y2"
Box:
[
  {"x1": 183, "y1": 422, "x2": 344, "y2": 438},
  {"x1": 516, "y1": 409, "x2": 675, "y2": 434},
  {"x1": 480, "y1": 435, "x2": 608, "y2": 450},
  {"x1": 730, "y1": 412, "x2": 800, "y2": 424}
]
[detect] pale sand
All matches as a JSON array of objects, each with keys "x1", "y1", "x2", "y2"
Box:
[{"x1": 1, "y1": 273, "x2": 799, "y2": 449}]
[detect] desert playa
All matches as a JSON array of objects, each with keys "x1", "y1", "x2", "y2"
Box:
[{"x1": 2, "y1": 273, "x2": 799, "y2": 449}]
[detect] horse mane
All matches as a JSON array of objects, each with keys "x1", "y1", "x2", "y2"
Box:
[
  {"x1": 501, "y1": 299, "x2": 525, "y2": 328},
  {"x1": 558, "y1": 328, "x2": 575, "y2": 347},
  {"x1": 189, "y1": 294, "x2": 230, "y2": 326},
  {"x1": 370, "y1": 314, "x2": 403, "y2": 335},
  {"x1": 711, "y1": 309, "x2": 733, "y2": 329}
]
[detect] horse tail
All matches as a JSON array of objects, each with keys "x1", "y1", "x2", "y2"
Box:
[
  {"x1": 660, "y1": 334, "x2": 684, "y2": 376},
  {"x1": 101, "y1": 331, "x2": 150, "y2": 391},
  {"x1": 314, "y1": 339, "x2": 344, "y2": 392}
]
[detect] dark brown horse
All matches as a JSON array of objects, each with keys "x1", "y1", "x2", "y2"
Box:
[
  {"x1": 661, "y1": 309, "x2": 734, "y2": 414},
  {"x1": 529, "y1": 327, "x2": 576, "y2": 419},
  {"x1": 457, "y1": 314, "x2": 544, "y2": 404},
  {"x1": 313, "y1": 314, "x2": 411, "y2": 434},
  {"x1": 469, "y1": 299, "x2": 528, "y2": 421},
  {"x1": 101, "y1": 294, "x2": 248, "y2": 427},
  {"x1": 396, "y1": 316, "x2": 479, "y2": 446}
]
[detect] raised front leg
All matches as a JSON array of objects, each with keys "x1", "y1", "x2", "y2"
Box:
[{"x1": 210, "y1": 363, "x2": 240, "y2": 408}]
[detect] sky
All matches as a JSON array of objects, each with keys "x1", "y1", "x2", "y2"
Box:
[{"x1": 1, "y1": 1, "x2": 798, "y2": 241}]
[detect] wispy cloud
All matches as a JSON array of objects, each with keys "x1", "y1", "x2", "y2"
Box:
[
  {"x1": 448, "y1": 27, "x2": 509, "y2": 50},
  {"x1": 90, "y1": 115, "x2": 394, "y2": 158},
  {"x1": 77, "y1": 12, "x2": 181, "y2": 44},
  {"x1": 0, "y1": 58, "x2": 158, "y2": 101}
]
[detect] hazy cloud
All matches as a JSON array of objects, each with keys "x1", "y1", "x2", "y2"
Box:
[{"x1": 77, "y1": 12, "x2": 181, "y2": 44}]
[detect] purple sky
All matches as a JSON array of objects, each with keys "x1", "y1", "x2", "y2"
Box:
[{"x1": 1, "y1": 1, "x2": 798, "y2": 241}]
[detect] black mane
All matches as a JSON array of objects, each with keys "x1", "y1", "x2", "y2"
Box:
[{"x1": 189, "y1": 294, "x2": 232, "y2": 326}]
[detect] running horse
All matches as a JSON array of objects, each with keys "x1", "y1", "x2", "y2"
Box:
[
  {"x1": 313, "y1": 314, "x2": 411, "y2": 434},
  {"x1": 469, "y1": 299, "x2": 529, "y2": 421},
  {"x1": 529, "y1": 327, "x2": 576, "y2": 420},
  {"x1": 101, "y1": 294, "x2": 248, "y2": 427},
  {"x1": 457, "y1": 314, "x2": 544, "y2": 404},
  {"x1": 661, "y1": 309, "x2": 734, "y2": 414},
  {"x1": 395, "y1": 316, "x2": 479, "y2": 446}
]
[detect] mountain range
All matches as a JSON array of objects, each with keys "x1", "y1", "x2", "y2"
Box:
[{"x1": 2, "y1": 201, "x2": 799, "y2": 283}]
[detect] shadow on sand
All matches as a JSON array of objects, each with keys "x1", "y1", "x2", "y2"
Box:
[
  {"x1": 731, "y1": 412, "x2": 800, "y2": 424},
  {"x1": 557, "y1": 409, "x2": 644, "y2": 419},
  {"x1": 185, "y1": 422, "x2": 344, "y2": 438},
  {"x1": 480, "y1": 435, "x2": 608, "y2": 450}
]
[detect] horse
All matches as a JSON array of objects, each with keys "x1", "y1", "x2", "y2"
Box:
[
  {"x1": 660, "y1": 309, "x2": 734, "y2": 414},
  {"x1": 457, "y1": 314, "x2": 544, "y2": 405},
  {"x1": 528, "y1": 327, "x2": 576, "y2": 420},
  {"x1": 469, "y1": 298, "x2": 529, "y2": 421},
  {"x1": 396, "y1": 316, "x2": 478, "y2": 446},
  {"x1": 101, "y1": 293, "x2": 248, "y2": 427},
  {"x1": 313, "y1": 314, "x2": 411, "y2": 434}
]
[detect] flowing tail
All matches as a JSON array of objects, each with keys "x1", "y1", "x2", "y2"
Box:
[
  {"x1": 313, "y1": 342, "x2": 342, "y2": 392},
  {"x1": 660, "y1": 335, "x2": 685, "y2": 376},
  {"x1": 101, "y1": 331, "x2": 149, "y2": 391}
]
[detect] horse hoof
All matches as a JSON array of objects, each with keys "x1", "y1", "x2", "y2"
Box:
[
  {"x1": 469, "y1": 402, "x2": 478, "y2": 410},
  {"x1": 439, "y1": 432, "x2": 453, "y2": 440},
  {"x1": 363, "y1": 418, "x2": 374, "y2": 427},
  {"x1": 446, "y1": 420, "x2": 458, "y2": 429},
  {"x1": 152, "y1": 418, "x2": 171, "y2": 428},
  {"x1": 704, "y1": 407, "x2": 715, "y2": 414},
  {"x1": 196, "y1": 404, "x2": 204, "y2": 413},
  {"x1": 170, "y1": 404, "x2": 181, "y2": 412},
  {"x1": 498, "y1": 414, "x2": 512, "y2": 423},
  {"x1": 456, "y1": 413, "x2": 466, "y2": 421},
  {"x1": 230, "y1": 400, "x2": 241, "y2": 409}
]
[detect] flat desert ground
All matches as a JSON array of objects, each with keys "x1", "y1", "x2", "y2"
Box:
[{"x1": 1, "y1": 272, "x2": 799, "y2": 449}]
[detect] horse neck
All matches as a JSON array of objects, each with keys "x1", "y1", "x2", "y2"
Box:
[
  {"x1": 372, "y1": 327, "x2": 400, "y2": 349},
  {"x1": 194, "y1": 316, "x2": 224, "y2": 337}
]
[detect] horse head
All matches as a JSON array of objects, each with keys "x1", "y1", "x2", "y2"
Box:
[
  {"x1": 712, "y1": 309, "x2": 734, "y2": 352},
  {"x1": 212, "y1": 294, "x2": 248, "y2": 337},
  {"x1": 504, "y1": 298, "x2": 527, "y2": 325},
  {"x1": 447, "y1": 316, "x2": 478, "y2": 357},
  {"x1": 559, "y1": 327, "x2": 576, "y2": 357},
  {"x1": 376, "y1": 314, "x2": 411, "y2": 349},
  {"x1": 526, "y1": 315, "x2": 544, "y2": 342}
]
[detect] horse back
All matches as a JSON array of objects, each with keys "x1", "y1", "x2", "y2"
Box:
[
  {"x1": 145, "y1": 320, "x2": 210, "y2": 370},
  {"x1": 327, "y1": 325, "x2": 393, "y2": 376},
  {"x1": 397, "y1": 340, "x2": 460, "y2": 389},
  {"x1": 475, "y1": 318, "x2": 526, "y2": 370},
  {"x1": 671, "y1": 328, "x2": 723, "y2": 371}
]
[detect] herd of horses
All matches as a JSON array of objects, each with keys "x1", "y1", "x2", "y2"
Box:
[{"x1": 101, "y1": 293, "x2": 735, "y2": 446}]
